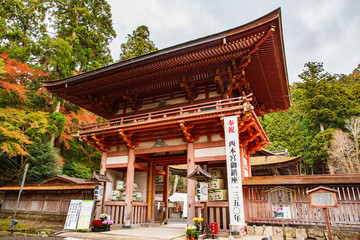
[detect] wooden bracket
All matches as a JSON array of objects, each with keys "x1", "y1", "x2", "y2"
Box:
[
  {"x1": 214, "y1": 68, "x2": 225, "y2": 94},
  {"x1": 123, "y1": 89, "x2": 142, "y2": 110},
  {"x1": 179, "y1": 122, "x2": 197, "y2": 143},
  {"x1": 180, "y1": 76, "x2": 198, "y2": 100},
  {"x1": 119, "y1": 130, "x2": 137, "y2": 149},
  {"x1": 80, "y1": 135, "x2": 107, "y2": 151},
  {"x1": 92, "y1": 135, "x2": 108, "y2": 151},
  {"x1": 226, "y1": 57, "x2": 251, "y2": 97}
]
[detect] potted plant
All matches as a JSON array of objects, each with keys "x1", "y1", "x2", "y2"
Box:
[
  {"x1": 186, "y1": 226, "x2": 197, "y2": 240},
  {"x1": 192, "y1": 217, "x2": 203, "y2": 231},
  {"x1": 90, "y1": 220, "x2": 103, "y2": 232},
  {"x1": 102, "y1": 219, "x2": 113, "y2": 231},
  {"x1": 99, "y1": 213, "x2": 108, "y2": 221}
]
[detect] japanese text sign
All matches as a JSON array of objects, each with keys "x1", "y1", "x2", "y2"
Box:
[{"x1": 224, "y1": 115, "x2": 245, "y2": 226}]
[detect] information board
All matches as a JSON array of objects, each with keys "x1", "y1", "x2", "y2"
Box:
[
  {"x1": 224, "y1": 115, "x2": 245, "y2": 226},
  {"x1": 76, "y1": 200, "x2": 95, "y2": 230},
  {"x1": 64, "y1": 200, "x2": 82, "y2": 230},
  {"x1": 312, "y1": 192, "x2": 335, "y2": 207}
]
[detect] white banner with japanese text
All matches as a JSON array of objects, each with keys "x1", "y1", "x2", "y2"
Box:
[
  {"x1": 224, "y1": 115, "x2": 245, "y2": 226},
  {"x1": 64, "y1": 199, "x2": 82, "y2": 230}
]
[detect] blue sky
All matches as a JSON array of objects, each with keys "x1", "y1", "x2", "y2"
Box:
[{"x1": 107, "y1": 0, "x2": 360, "y2": 84}]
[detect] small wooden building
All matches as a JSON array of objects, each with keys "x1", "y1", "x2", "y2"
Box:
[
  {"x1": 0, "y1": 175, "x2": 96, "y2": 215},
  {"x1": 43, "y1": 9, "x2": 290, "y2": 229},
  {"x1": 251, "y1": 150, "x2": 301, "y2": 176}
]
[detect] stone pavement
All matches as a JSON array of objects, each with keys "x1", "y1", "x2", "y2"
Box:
[{"x1": 57, "y1": 224, "x2": 266, "y2": 240}]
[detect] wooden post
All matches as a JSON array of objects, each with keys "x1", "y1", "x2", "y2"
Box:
[
  {"x1": 101, "y1": 170, "x2": 107, "y2": 214},
  {"x1": 187, "y1": 142, "x2": 196, "y2": 225},
  {"x1": 124, "y1": 148, "x2": 135, "y2": 228},
  {"x1": 100, "y1": 151, "x2": 107, "y2": 175},
  {"x1": 13, "y1": 163, "x2": 29, "y2": 219},
  {"x1": 323, "y1": 208, "x2": 332, "y2": 240},
  {"x1": 163, "y1": 165, "x2": 169, "y2": 223},
  {"x1": 147, "y1": 162, "x2": 153, "y2": 222},
  {"x1": 150, "y1": 163, "x2": 156, "y2": 223}
]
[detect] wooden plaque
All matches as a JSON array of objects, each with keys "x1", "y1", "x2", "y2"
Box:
[
  {"x1": 307, "y1": 186, "x2": 338, "y2": 208},
  {"x1": 266, "y1": 186, "x2": 293, "y2": 206}
]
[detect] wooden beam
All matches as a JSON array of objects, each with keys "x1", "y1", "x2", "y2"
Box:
[
  {"x1": 136, "y1": 154, "x2": 150, "y2": 161},
  {"x1": 107, "y1": 150, "x2": 128, "y2": 157},
  {"x1": 135, "y1": 145, "x2": 187, "y2": 154},
  {"x1": 134, "y1": 163, "x2": 148, "y2": 171},
  {"x1": 106, "y1": 163, "x2": 127, "y2": 169},
  {"x1": 155, "y1": 170, "x2": 166, "y2": 176},
  {"x1": 243, "y1": 174, "x2": 360, "y2": 186},
  {"x1": 195, "y1": 155, "x2": 226, "y2": 163}
]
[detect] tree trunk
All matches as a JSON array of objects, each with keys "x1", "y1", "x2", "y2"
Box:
[
  {"x1": 355, "y1": 140, "x2": 360, "y2": 173},
  {"x1": 50, "y1": 102, "x2": 61, "y2": 146}
]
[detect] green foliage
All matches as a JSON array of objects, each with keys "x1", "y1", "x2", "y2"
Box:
[
  {"x1": 262, "y1": 62, "x2": 360, "y2": 173},
  {"x1": 0, "y1": 0, "x2": 116, "y2": 79},
  {"x1": 119, "y1": 25, "x2": 158, "y2": 61},
  {"x1": 49, "y1": 112, "x2": 65, "y2": 138},
  {"x1": 26, "y1": 141, "x2": 61, "y2": 183},
  {"x1": 295, "y1": 62, "x2": 359, "y2": 129},
  {"x1": 0, "y1": 220, "x2": 36, "y2": 233},
  {"x1": 62, "y1": 161, "x2": 92, "y2": 179}
]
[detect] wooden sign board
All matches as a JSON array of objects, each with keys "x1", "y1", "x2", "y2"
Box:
[
  {"x1": 307, "y1": 186, "x2": 338, "y2": 208},
  {"x1": 266, "y1": 186, "x2": 293, "y2": 206}
]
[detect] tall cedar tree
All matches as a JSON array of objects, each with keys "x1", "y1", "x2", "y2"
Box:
[
  {"x1": 0, "y1": 0, "x2": 116, "y2": 79},
  {"x1": 119, "y1": 25, "x2": 158, "y2": 61}
]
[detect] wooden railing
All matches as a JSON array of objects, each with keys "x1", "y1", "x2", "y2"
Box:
[
  {"x1": 96, "y1": 201, "x2": 125, "y2": 226},
  {"x1": 96, "y1": 201, "x2": 148, "y2": 227},
  {"x1": 195, "y1": 202, "x2": 230, "y2": 232},
  {"x1": 132, "y1": 202, "x2": 147, "y2": 225},
  {"x1": 244, "y1": 185, "x2": 360, "y2": 228},
  {"x1": 79, "y1": 95, "x2": 252, "y2": 133}
]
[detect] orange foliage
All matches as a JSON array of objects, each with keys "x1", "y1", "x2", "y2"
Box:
[
  {"x1": 60, "y1": 107, "x2": 100, "y2": 149},
  {"x1": 0, "y1": 52, "x2": 49, "y2": 103}
]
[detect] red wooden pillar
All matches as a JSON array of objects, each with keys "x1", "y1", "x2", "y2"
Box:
[
  {"x1": 100, "y1": 151, "x2": 107, "y2": 175},
  {"x1": 100, "y1": 151, "x2": 107, "y2": 213},
  {"x1": 124, "y1": 148, "x2": 135, "y2": 228},
  {"x1": 163, "y1": 165, "x2": 169, "y2": 223},
  {"x1": 187, "y1": 142, "x2": 196, "y2": 225},
  {"x1": 151, "y1": 163, "x2": 156, "y2": 223}
]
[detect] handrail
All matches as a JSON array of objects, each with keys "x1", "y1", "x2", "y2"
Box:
[{"x1": 80, "y1": 95, "x2": 252, "y2": 132}]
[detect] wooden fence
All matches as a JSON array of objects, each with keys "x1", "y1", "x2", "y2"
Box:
[
  {"x1": 1, "y1": 190, "x2": 94, "y2": 215},
  {"x1": 96, "y1": 201, "x2": 147, "y2": 227},
  {"x1": 244, "y1": 185, "x2": 360, "y2": 229},
  {"x1": 195, "y1": 202, "x2": 230, "y2": 232}
]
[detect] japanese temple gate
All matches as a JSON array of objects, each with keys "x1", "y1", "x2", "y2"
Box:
[{"x1": 44, "y1": 9, "x2": 291, "y2": 229}]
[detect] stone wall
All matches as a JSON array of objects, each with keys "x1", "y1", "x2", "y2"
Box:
[{"x1": 247, "y1": 225, "x2": 360, "y2": 240}]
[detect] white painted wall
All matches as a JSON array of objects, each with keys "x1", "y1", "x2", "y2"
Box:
[
  {"x1": 107, "y1": 155, "x2": 128, "y2": 165},
  {"x1": 134, "y1": 170, "x2": 148, "y2": 202},
  {"x1": 195, "y1": 146, "x2": 226, "y2": 158},
  {"x1": 105, "y1": 170, "x2": 124, "y2": 201}
]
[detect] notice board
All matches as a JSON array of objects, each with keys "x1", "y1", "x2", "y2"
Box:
[
  {"x1": 64, "y1": 200, "x2": 95, "y2": 230},
  {"x1": 76, "y1": 200, "x2": 95, "y2": 230},
  {"x1": 64, "y1": 199, "x2": 82, "y2": 230}
]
